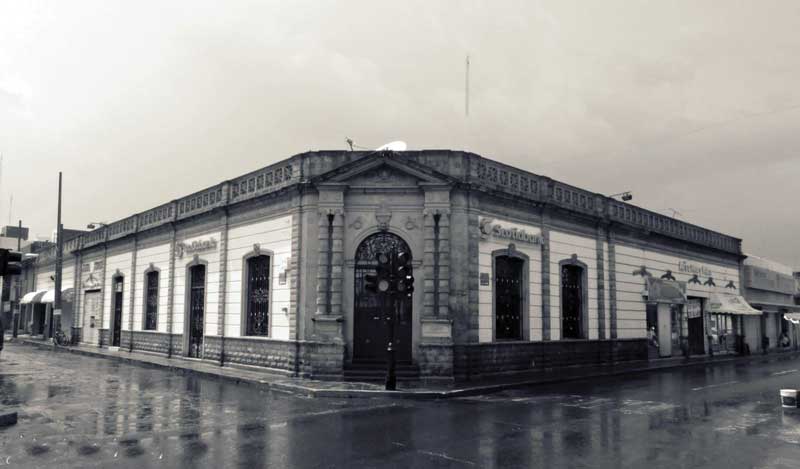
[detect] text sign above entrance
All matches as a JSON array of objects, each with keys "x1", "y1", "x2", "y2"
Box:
[
  {"x1": 176, "y1": 238, "x2": 218, "y2": 259},
  {"x1": 479, "y1": 218, "x2": 543, "y2": 245}
]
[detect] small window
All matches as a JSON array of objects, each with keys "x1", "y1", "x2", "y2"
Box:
[
  {"x1": 245, "y1": 255, "x2": 271, "y2": 336},
  {"x1": 144, "y1": 271, "x2": 159, "y2": 330}
]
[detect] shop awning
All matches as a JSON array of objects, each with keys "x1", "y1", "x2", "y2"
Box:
[
  {"x1": 785, "y1": 313, "x2": 800, "y2": 325},
  {"x1": 645, "y1": 277, "x2": 687, "y2": 304},
  {"x1": 20, "y1": 290, "x2": 48, "y2": 304},
  {"x1": 708, "y1": 293, "x2": 761, "y2": 315},
  {"x1": 41, "y1": 287, "x2": 75, "y2": 304}
]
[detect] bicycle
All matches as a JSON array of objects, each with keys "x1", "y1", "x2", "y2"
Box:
[{"x1": 53, "y1": 329, "x2": 70, "y2": 347}]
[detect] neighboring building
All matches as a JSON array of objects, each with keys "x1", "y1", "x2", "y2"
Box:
[
  {"x1": 17, "y1": 151, "x2": 757, "y2": 380},
  {"x1": 741, "y1": 255, "x2": 800, "y2": 352}
]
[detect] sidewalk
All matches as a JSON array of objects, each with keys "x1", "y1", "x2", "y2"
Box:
[{"x1": 9, "y1": 336, "x2": 800, "y2": 399}]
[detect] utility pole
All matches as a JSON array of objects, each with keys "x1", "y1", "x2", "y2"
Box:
[
  {"x1": 53, "y1": 172, "x2": 63, "y2": 339},
  {"x1": 11, "y1": 220, "x2": 21, "y2": 338}
]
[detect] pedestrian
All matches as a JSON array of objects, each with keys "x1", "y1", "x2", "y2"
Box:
[{"x1": 0, "y1": 313, "x2": 4, "y2": 358}]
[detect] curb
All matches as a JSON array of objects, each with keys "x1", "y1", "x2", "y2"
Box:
[{"x1": 12, "y1": 338, "x2": 800, "y2": 399}]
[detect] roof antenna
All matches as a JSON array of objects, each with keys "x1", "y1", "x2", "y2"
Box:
[
  {"x1": 346, "y1": 138, "x2": 354, "y2": 151},
  {"x1": 465, "y1": 54, "x2": 470, "y2": 117}
]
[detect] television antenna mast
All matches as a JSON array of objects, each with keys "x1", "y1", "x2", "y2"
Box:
[{"x1": 465, "y1": 55, "x2": 470, "y2": 117}]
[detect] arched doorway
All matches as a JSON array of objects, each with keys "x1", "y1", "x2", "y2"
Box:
[{"x1": 353, "y1": 232, "x2": 413, "y2": 362}]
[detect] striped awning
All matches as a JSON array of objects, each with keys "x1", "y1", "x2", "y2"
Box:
[
  {"x1": 41, "y1": 287, "x2": 75, "y2": 304},
  {"x1": 708, "y1": 293, "x2": 761, "y2": 315},
  {"x1": 20, "y1": 290, "x2": 48, "y2": 304}
]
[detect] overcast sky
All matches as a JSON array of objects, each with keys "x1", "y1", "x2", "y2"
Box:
[{"x1": 1, "y1": 0, "x2": 798, "y2": 267}]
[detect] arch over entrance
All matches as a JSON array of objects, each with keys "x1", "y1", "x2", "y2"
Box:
[{"x1": 353, "y1": 232, "x2": 413, "y2": 362}]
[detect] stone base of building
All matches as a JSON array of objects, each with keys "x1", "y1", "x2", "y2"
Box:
[
  {"x1": 119, "y1": 330, "x2": 183, "y2": 356},
  {"x1": 453, "y1": 339, "x2": 648, "y2": 380},
  {"x1": 417, "y1": 343, "x2": 455, "y2": 380}
]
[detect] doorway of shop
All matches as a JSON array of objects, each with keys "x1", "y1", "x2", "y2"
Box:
[{"x1": 687, "y1": 299, "x2": 705, "y2": 355}]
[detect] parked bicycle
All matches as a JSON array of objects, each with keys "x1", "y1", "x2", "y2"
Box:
[{"x1": 53, "y1": 328, "x2": 70, "y2": 347}]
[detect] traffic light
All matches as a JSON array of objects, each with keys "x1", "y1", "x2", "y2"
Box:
[
  {"x1": 395, "y1": 251, "x2": 414, "y2": 296},
  {"x1": 365, "y1": 251, "x2": 392, "y2": 293},
  {"x1": 0, "y1": 249, "x2": 22, "y2": 276}
]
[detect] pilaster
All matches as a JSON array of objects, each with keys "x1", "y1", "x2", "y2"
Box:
[
  {"x1": 596, "y1": 224, "x2": 607, "y2": 340},
  {"x1": 312, "y1": 183, "x2": 346, "y2": 342},
  {"x1": 608, "y1": 228, "x2": 618, "y2": 339},
  {"x1": 128, "y1": 232, "x2": 138, "y2": 352},
  {"x1": 541, "y1": 210, "x2": 552, "y2": 341},
  {"x1": 217, "y1": 204, "x2": 229, "y2": 365},
  {"x1": 167, "y1": 218, "x2": 177, "y2": 357}
]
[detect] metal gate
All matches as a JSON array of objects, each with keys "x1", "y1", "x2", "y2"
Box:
[
  {"x1": 188, "y1": 265, "x2": 205, "y2": 358},
  {"x1": 561, "y1": 265, "x2": 583, "y2": 339},
  {"x1": 353, "y1": 232, "x2": 412, "y2": 362},
  {"x1": 495, "y1": 256, "x2": 524, "y2": 340},
  {"x1": 112, "y1": 278, "x2": 123, "y2": 347}
]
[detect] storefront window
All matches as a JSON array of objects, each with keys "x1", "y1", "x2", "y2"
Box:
[{"x1": 709, "y1": 313, "x2": 734, "y2": 351}]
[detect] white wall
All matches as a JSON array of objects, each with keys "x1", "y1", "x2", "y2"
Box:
[
  {"x1": 133, "y1": 243, "x2": 171, "y2": 333},
  {"x1": 173, "y1": 231, "x2": 220, "y2": 338},
  {"x1": 549, "y1": 230, "x2": 599, "y2": 340},
  {"x1": 225, "y1": 215, "x2": 293, "y2": 340},
  {"x1": 104, "y1": 251, "x2": 132, "y2": 331},
  {"x1": 478, "y1": 217, "x2": 543, "y2": 343},
  {"x1": 614, "y1": 244, "x2": 741, "y2": 339}
]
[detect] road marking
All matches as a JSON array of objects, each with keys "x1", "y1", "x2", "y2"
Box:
[
  {"x1": 771, "y1": 369, "x2": 798, "y2": 376},
  {"x1": 692, "y1": 380, "x2": 739, "y2": 391},
  {"x1": 418, "y1": 450, "x2": 476, "y2": 466}
]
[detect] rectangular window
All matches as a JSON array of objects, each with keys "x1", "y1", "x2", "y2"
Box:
[
  {"x1": 144, "y1": 271, "x2": 159, "y2": 330},
  {"x1": 245, "y1": 255, "x2": 271, "y2": 336}
]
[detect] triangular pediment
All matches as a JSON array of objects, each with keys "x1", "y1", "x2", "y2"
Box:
[{"x1": 312, "y1": 153, "x2": 454, "y2": 187}]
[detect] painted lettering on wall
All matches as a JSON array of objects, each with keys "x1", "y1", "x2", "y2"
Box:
[
  {"x1": 176, "y1": 238, "x2": 218, "y2": 258},
  {"x1": 479, "y1": 218, "x2": 542, "y2": 245},
  {"x1": 677, "y1": 261, "x2": 712, "y2": 277}
]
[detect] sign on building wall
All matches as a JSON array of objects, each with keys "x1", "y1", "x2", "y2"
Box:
[
  {"x1": 478, "y1": 218, "x2": 543, "y2": 245},
  {"x1": 176, "y1": 238, "x2": 218, "y2": 259},
  {"x1": 678, "y1": 261, "x2": 712, "y2": 277},
  {"x1": 744, "y1": 266, "x2": 795, "y2": 294}
]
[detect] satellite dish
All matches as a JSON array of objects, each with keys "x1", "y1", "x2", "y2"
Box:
[{"x1": 375, "y1": 141, "x2": 407, "y2": 152}]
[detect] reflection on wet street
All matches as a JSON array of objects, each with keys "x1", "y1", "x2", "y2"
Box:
[{"x1": 3, "y1": 343, "x2": 800, "y2": 468}]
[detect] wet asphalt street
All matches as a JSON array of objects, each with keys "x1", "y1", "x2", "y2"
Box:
[{"x1": 3, "y1": 343, "x2": 800, "y2": 468}]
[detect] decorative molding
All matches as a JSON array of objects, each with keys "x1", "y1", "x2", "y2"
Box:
[
  {"x1": 404, "y1": 216, "x2": 419, "y2": 231},
  {"x1": 632, "y1": 265, "x2": 652, "y2": 278},
  {"x1": 375, "y1": 201, "x2": 392, "y2": 231},
  {"x1": 348, "y1": 216, "x2": 364, "y2": 231},
  {"x1": 660, "y1": 270, "x2": 676, "y2": 281},
  {"x1": 704, "y1": 276, "x2": 716, "y2": 287}
]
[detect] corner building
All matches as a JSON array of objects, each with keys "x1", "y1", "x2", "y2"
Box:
[{"x1": 22, "y1": 151, "x2": 750, "y2": 380}]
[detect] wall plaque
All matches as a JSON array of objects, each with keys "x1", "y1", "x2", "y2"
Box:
[{"x1": 480, "y1": 272, "x2": 491, "y2": 286}]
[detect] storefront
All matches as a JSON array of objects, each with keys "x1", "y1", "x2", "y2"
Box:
[
  {"x1": 707, "y1": 292, "x2": 761, "y2": 354},
  {"x1": 743, "y1": 256, "x2": 799, "y2": 352}
]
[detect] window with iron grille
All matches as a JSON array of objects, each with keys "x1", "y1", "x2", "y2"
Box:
[
  {"x1": 245, "y1": 255, "x2": 271, "y2": 336},
  {"x1": 144, "y1": 271, "x2": 159, "y2": 330}
]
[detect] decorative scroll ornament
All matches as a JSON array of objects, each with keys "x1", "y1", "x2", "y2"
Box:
[
  {"x1": 704, "y1": 276, "x2": 716, "y2": 287},
  {"x1": 632, "y1": 265, "x2": 652, "y2": 277},
  {"x1": 348, "y1": 216, "x2": 364, "y2": 231},
  {"x1": 688, "y1": 274, "x2": 702, "y2": 284},
  {"x1": 660, "y1": 270, "x2": 676, "y2": 281},
  {"x1": 725, "y1": 280, "x2": 736, "y2": 290},
  {"x1": 375, "y1": 201, "x2": 392, "y2": 231}
]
